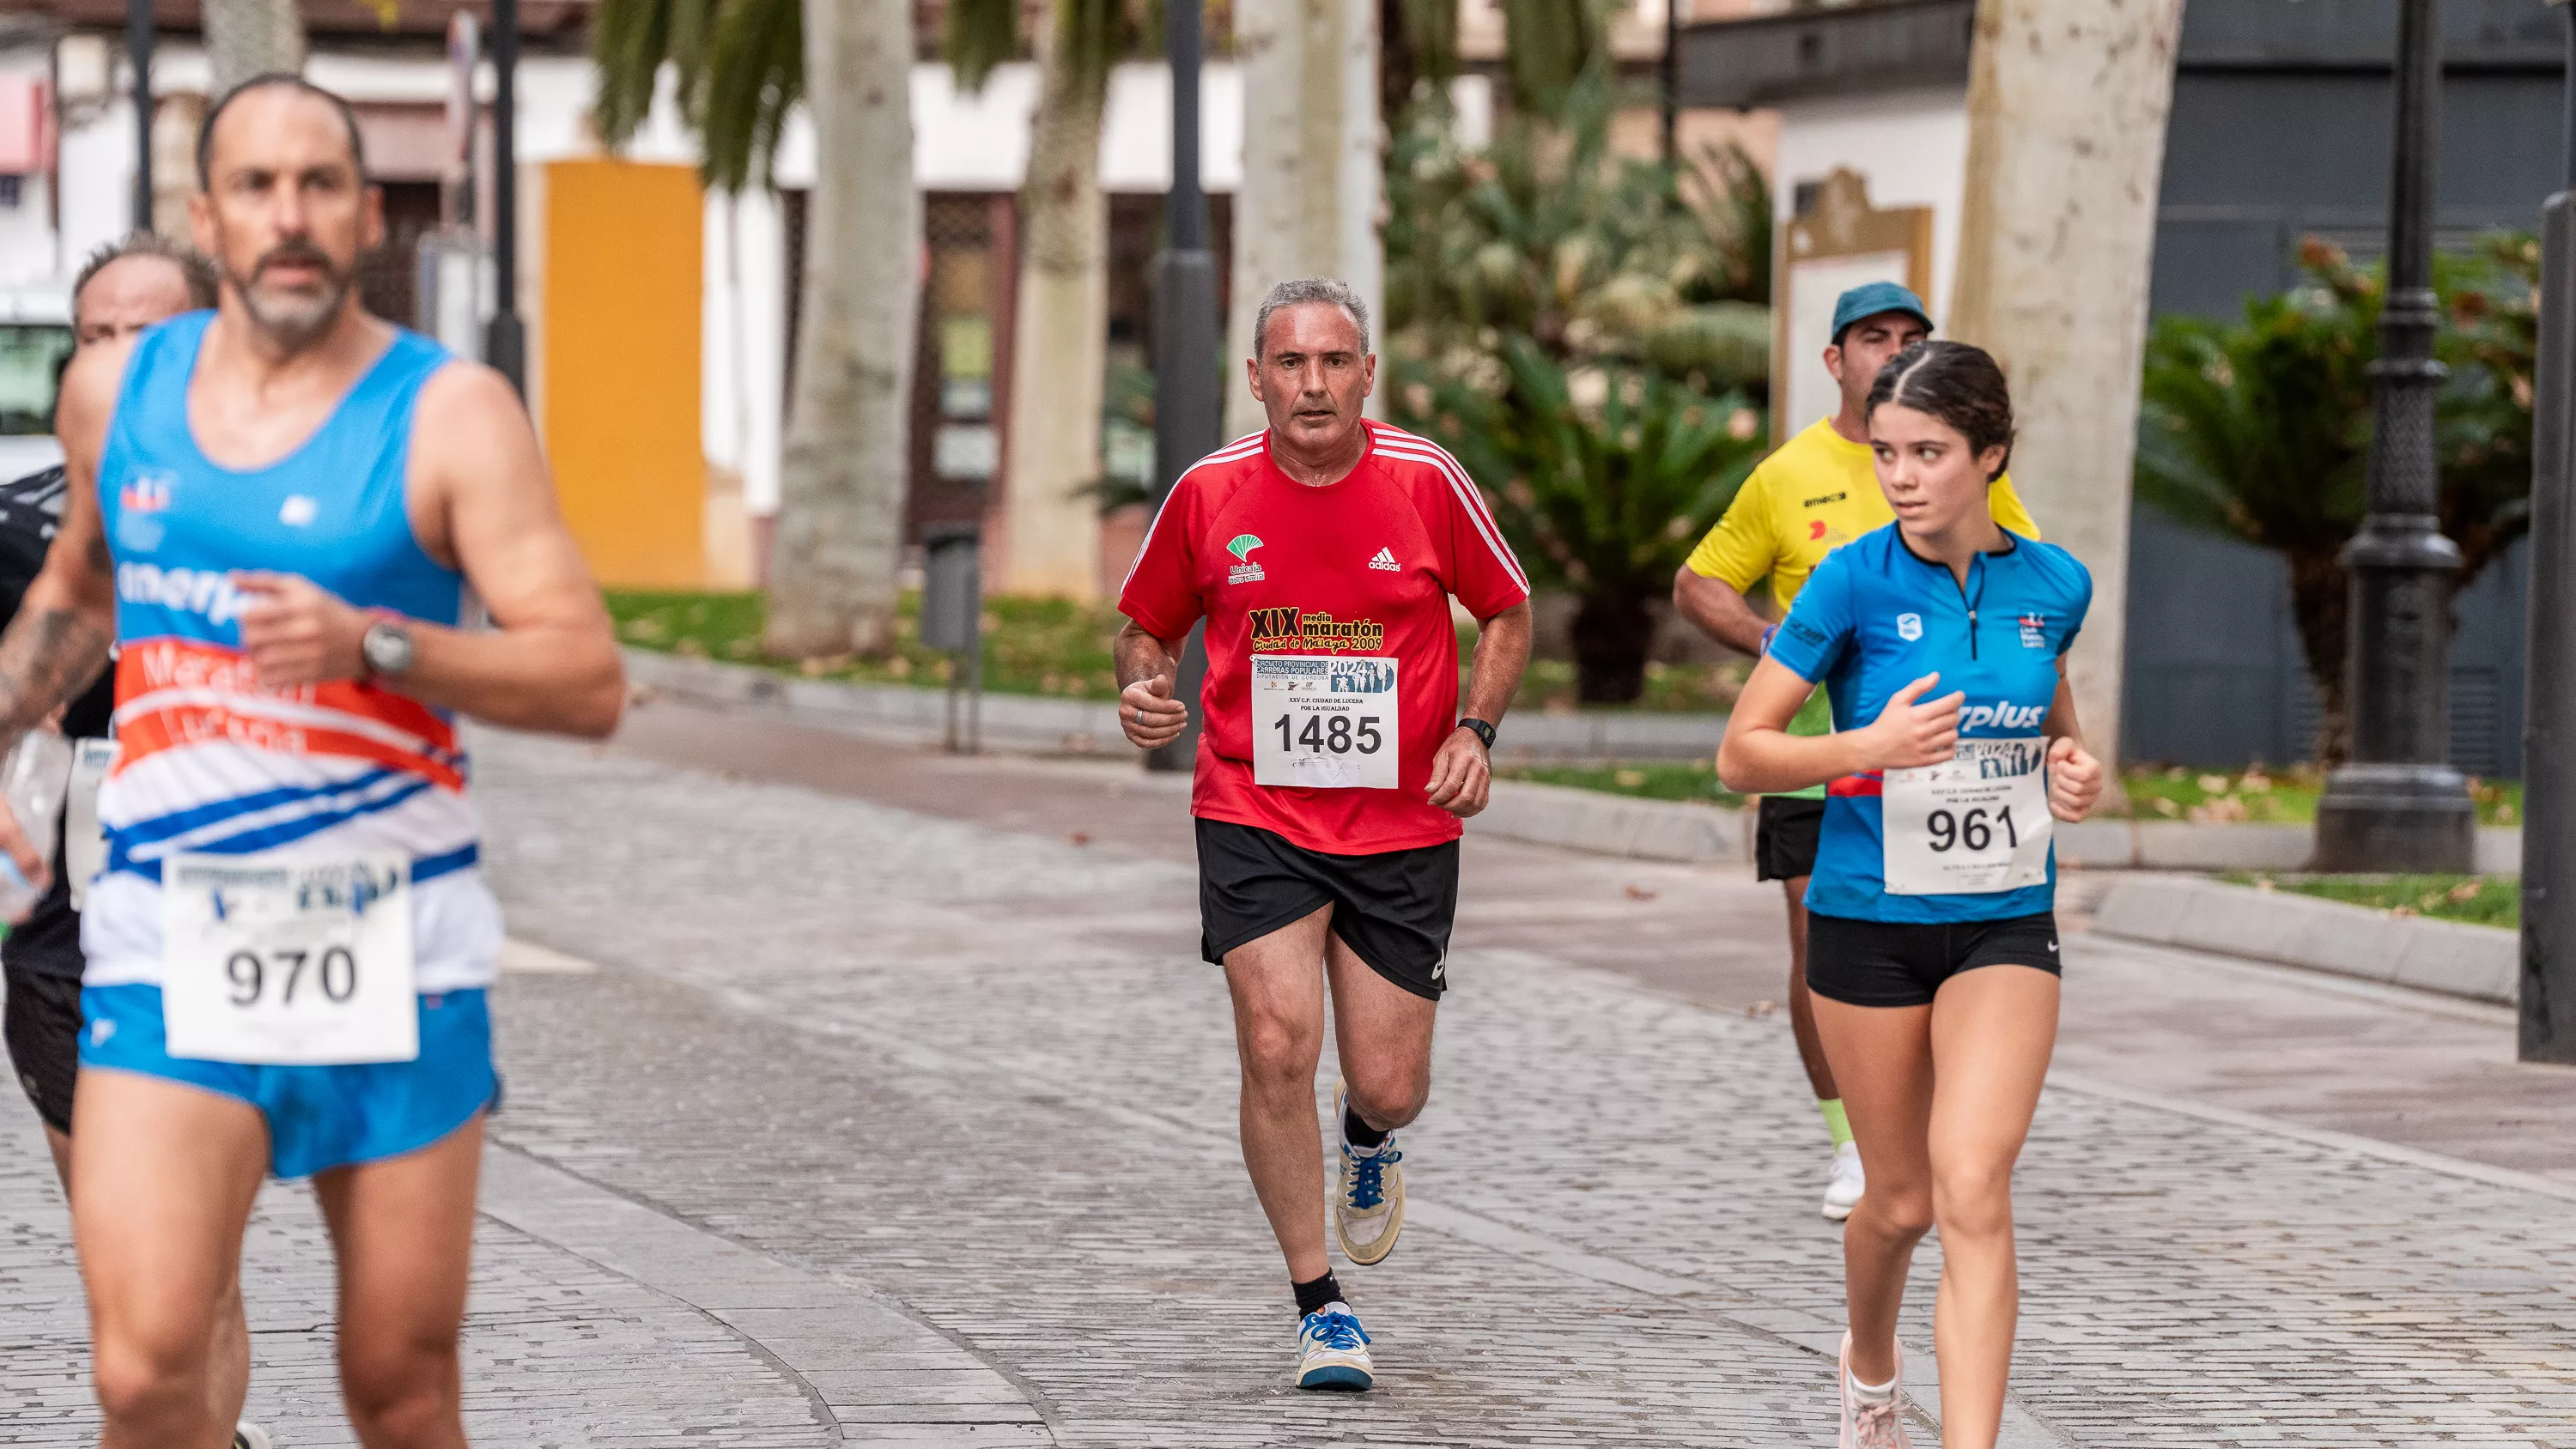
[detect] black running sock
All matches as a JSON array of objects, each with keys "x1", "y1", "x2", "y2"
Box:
[
  {"x1": 1293, "y1": 1271, "x2": 1346, "y2": 1318},
  {"x1": 1342, "y1": 1100, "x2": 1389, "y2": 1149}
]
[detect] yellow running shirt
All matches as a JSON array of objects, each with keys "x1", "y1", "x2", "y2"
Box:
[{"x1": 1686, "y1": 416, "x2": 2039, "y2": 797}]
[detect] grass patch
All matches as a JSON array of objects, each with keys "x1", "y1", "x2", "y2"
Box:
[
  {"x1": 1498, "y1": 760, "x2": 1743, "y2": 809},
  {"x1": 2118, "y1": 763, "x2": 2520, "y2": 828},
  {"x1": 2227, "y1": 871, "x2": 2518, "y2": 930},
  {"x1": 611, "y1": 589, "x2": 1748, "y2": 713},
  {"x1": 608, "y1": 589, "x2": 1126, "y2": 699}
]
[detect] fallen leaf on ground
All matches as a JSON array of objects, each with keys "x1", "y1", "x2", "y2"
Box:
[
  {"x1": 1069, "y1": 832, "x2": 1091, "y2": 846},
  {"x1": 1747, "y1": 1000, "x2": 1777, "y2": 1017},
  {"x1": 1624, "y1": 884, "x2": 1657, "y2": 900}
]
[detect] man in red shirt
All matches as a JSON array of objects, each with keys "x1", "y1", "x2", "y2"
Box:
[{"x1": 1117, "y1": 278, "x2": 1533, "y2": 1391}]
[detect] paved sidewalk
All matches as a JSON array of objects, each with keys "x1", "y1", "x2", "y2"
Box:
[
  {"x1": 482, "y1": 722, "x2": 2576, "y2": 1446},
  {"x1": 13, "y1": 704, "x2": 2576, "y2": 1445}
]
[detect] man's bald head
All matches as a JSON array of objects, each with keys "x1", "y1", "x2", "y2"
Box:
[{"x1": 195, "y1": 74, "x2": 368, "y2": 190}]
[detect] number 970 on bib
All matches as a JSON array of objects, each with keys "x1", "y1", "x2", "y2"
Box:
[{"x1": 1252, "y1": 653, "x2": 1400, "y2": 790}]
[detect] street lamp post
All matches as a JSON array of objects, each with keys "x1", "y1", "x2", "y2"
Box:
[
  {"x1": 483, "y1": 0, "x2": 526, "y2": 395},
  {"x1": 2314, "y1": 0, "x2": 2476, "y2": 873},
  {"x1": 1145, "y1": 0, "x2": 1219, "y2": 773},
  {"x1": 127, "y1": 0, "x2": 151, "y2": 233},
  {"x1": 2518, "y1": 0, "x2": 2576, "y2": 1063}
]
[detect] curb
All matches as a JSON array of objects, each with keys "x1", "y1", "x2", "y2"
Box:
[
  {"x1": 2088, "y1": 873, "x2": 2515, "y2": 1004},
  {"x1": 1472, "y1": 780, "x2": 1753, "y2": 863},
  {"x1": 619, "y1": 647, "x2": 1728, "y2": 761}
]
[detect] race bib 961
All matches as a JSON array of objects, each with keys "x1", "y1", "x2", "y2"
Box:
[{"x1": 1880, "y1": 738, "x2": 2053, "y2": 895}]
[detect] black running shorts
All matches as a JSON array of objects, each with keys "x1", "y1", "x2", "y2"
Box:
[
  {"x1": 1804, "y1": 911, "x2": 2062, "y2": 1009},
  {"x1": 1755, "y1": 795, "x2": 1826, "y2": 882},
  {"x1": 3, "y1": 968, "x2": 81, "y2": 1134},
  {"x1": 1196, "y1": 818, "x2": 1459, "y2": 1001}
]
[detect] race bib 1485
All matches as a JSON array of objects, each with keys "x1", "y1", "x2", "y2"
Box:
[{"x1": 1252, "y1": 653, "x2": 1400, "y2": 789}]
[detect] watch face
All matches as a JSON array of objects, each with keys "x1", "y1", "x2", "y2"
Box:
[{"x1": 364, "y1": 624, "x2": 413, "y2": 676}]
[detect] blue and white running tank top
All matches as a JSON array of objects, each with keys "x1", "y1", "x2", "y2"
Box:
[{"x1": 81, "y1": 312, "x2": 503, "y2": 991}]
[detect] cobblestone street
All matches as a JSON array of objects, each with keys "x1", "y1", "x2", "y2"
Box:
[{"x1": 10, "y1": 717, "x2": 2576, "y2": 1445}]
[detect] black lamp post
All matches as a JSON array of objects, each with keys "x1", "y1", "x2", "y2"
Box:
[
  {"x1": 127, "y1": 0, "x2": 151, "y2": 232},
  {"x1": 2314, "y1": 0, "x2": 2476, "y2": 872},
  {"x1": 484, "y1": 0, "x2": 526, "y2": 394},
  {"x1": 1145, "y1": 0, "x2": 1220, "y2": 773},
  {"x1": 2518, "y1": 0, "x2": 2576, "y2": 1063}
]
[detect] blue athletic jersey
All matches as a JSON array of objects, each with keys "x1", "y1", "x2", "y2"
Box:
[{"x1": 1765, "y1": 524, "x2": 2093, "y2": 923}]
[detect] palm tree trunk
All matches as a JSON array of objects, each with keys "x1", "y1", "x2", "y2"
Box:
[
  {"x1": 2286, "y1": 546, "x2": 2353, "y2": 771},
  {"x1": 1950, "y1": 0, "x2": 2186, "y2": 784},
  {"x1": 996, "y1": 27, "x2": 1111, "y2": 599},
  {"x1": 764, "y1": 0, "x2": 917, "y2": 658},
  {"x1": 203, "y1": 0, "x2": 306, "y2": 95},
  {"x1": 1224, "y1": 0, "x2": 1384, "y2": 440}
]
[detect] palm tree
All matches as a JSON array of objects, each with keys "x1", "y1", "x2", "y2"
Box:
[
  {"x1": 2136, "y1": 236, "x2": 2537, "y2": 768},
  {"x1": 947, "y1": 0, "x2": 1151, "y2": 599},
  {"x1": 203, "y1": 0, "x2": 305, "y2": 95},
  {"x1": 1223, "y1": 0, "x2": 1385, "y2": 440},
  {"x1": 590, "y1": 0, "x2": 917, "y2": 657}
]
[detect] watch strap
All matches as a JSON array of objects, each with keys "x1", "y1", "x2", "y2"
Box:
[{"x1": 1457, "y1": 717, "x2": 1498, "y2": 750}]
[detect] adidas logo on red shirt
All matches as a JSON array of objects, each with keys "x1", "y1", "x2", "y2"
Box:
[{"x1": 1368, "y1": 547, "x2": 1400, "y2": 572}]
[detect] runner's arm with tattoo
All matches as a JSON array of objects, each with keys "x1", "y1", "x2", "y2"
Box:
[{"x1": 0, "y1": 340, "x2": 132, "y2": 886}]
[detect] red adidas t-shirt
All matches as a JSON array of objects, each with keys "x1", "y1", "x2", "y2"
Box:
[{"x1": 1118, "y1": 421, "x2": 1532, "y2": 855}]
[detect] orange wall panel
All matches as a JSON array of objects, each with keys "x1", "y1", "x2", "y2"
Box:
[{"x1": 541, "y1": 159, "x2": 705, "y2": 587}]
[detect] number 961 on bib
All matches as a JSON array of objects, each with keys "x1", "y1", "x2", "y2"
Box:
[{"x1": 1252, "y1": 653, "x2": 1400, "y2": 790}]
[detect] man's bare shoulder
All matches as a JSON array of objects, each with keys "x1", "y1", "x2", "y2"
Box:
[
  {"x1": 411, "y1": 361, "x2": 540, "y2": 482},
  {"x1": 53, "y1": 333, "x2": 144, "y2": 456}
]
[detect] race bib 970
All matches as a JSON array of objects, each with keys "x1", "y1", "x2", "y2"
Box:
[
  {"x1": 161, "y1": 853, "x2": 419, "y2": 1065},
  {"x1": 1251, "y1": 653, "x2": 1400, "y2": 789},
  {"x1": 1880, "y1": 738, "x2": 2052, "y2": 895}
]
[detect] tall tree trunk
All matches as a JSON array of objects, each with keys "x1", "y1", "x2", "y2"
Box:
[
  {"x1": 1948, "y1": 0, "x2": 2185, "y2": 790},
  {"x1": 2286, "y1": 546, "x2": 2353, "y2": 772},
  {"x1": 1224, "y1": 0, "x2": 1384, "y2": 440},
  {"x1": 996, "y1": 28, "x2": 1110, "y2": 599},
  {"x1": 1571, "y1": 585, "x2": 1651, "y2": 705},
  {"x1": 765, "y1": 0, "x2": 917, "y2": 658},
  {"x1": 203, "y1": 0, "x2": 306, "y2": 95}
]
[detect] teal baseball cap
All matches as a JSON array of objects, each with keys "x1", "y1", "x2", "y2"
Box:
[{"x1": 1831, "y1": 282, "x2": 1935, "y2": 344}]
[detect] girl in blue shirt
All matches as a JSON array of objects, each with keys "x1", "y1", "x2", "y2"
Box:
[{"x1": 1718, "y1": 341, "x2": 2106, "y2": 1449}]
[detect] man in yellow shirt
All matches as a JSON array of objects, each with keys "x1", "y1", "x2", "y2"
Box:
[{"x1": 1673, "y1": 282, "x2": 2038, "y2": 1222}]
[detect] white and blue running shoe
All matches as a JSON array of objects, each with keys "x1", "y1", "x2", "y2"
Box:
[
  {"x1": 1333, "y1": 1082, "x2": 1406, "y2": 1266},
  {"x1": 1296, "y1": 1301, "x2": 1376, "y2": 1391}
]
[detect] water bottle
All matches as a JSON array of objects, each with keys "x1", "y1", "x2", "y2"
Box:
[{"x1": 0, "y1": 731, "x2": 76, "y2": 919}]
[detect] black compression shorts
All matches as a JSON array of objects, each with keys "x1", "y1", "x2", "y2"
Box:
[
  {"x1": 1196, "y1": 818, "x2": 1459, "y2": 1000},
  {"x1": 1804, "y1": 911, "x2": 2061, "y2": 1009}
]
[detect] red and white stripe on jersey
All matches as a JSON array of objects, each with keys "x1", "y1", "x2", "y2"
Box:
[
  {"x1": 1120, "y1": 430, "x2": 1267, "y2": 594},
  {"x1": 1366, "y1": 423, "x2": 1533, "y2": 595}
]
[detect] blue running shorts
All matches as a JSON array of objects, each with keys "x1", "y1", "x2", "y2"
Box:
[{"x1": 77, "y1": 983, "x2": 497, "y2": 1180}]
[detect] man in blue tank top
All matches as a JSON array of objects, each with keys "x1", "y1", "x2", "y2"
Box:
[{"x1": 0, "y1": 76, "x2": 623, "y2": 1449}]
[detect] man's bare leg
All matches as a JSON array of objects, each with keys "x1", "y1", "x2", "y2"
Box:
[
  {"x1": 1224, "y1": 906, "x2": 1338, "y2": 1283},
  {"x1": 1782, "y1": 880, "x2": 1839, "y2": 1099},
  {"x1": 42, "y1": 1123, "x2": 70, "y2": 1189},
  {"x1": 1325, "y1": 936, "x2": 1437, "y2": 1139},
  {"x1": 70, "y1": 1069, "x2": 268, "y2": 1449},
  {"x1": 315, "y1": 1113, "x2": 484, "y2": 1449}
]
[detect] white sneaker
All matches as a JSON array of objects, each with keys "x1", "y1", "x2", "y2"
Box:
[
  {"x1": 1837, "y1": 1331, "x2": 1911, "y2": 1448},
  {"x1": 1332, "y1": 1081, "x2": 1406, "y2": 1266},
  {"x1": 234, "y1": 1425, "x2": 273, "y2": 1449},
  {"x1": 1295, "y1": 1301, "x2": 1375, "y2": 1390},
  {"x1": 1822, "y1": 1141, "x2": 1865, "y2": 1222}
]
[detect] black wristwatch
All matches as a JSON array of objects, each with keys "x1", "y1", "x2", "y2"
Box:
[{"x1": 1456, "y1": 717, "x2": 1498, "y2": 750}]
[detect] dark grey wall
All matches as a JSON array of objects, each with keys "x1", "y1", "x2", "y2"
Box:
[
  {"x1": 2119, "y1": 1, "x2": 2559, "y2": 772},
  {"x1": 2123, "y1": 514, "x2": 2527, "y2": 776}
]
